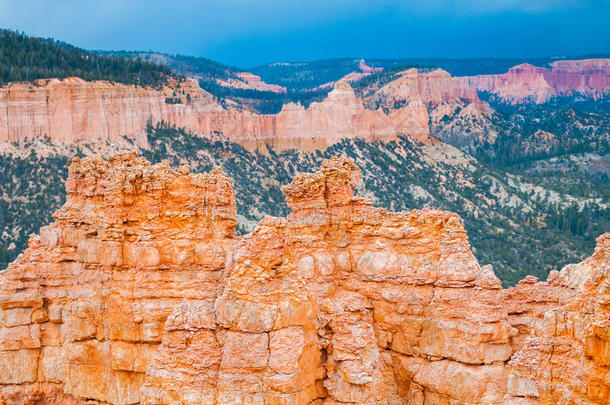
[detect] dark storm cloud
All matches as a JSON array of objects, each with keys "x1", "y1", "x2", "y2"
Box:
[{"x1": 0, "y1": 0, "x2": 607, "y2": 67}]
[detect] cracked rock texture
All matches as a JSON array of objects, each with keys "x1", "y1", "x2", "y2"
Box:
[{"x1": 0, "y1": 153, "x2": 608, "y2": 404}]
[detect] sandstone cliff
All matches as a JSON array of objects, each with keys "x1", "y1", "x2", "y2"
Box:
[
  {"x1": 0, "y1": 153, "x2": 608, "y2": 404},
  {"x1": 361, "y1": 68, "x2": 493, "y2": 147},
  {"x1": 0, "y1": 77, "x2": 223, "y2": 146},
  {"x1": 0, "y1": 78, "x2": 423, "y2": 151},
  {"x1": 365, "y1": 68, "x2": 483, "y2": 110},
  {"x1": 461, "y1": 59, "x2": 610, "y2": 104}
]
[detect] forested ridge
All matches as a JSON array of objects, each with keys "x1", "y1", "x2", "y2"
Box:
[{"x1": 0, "y1": 30, "x2": 173, "y2": 87}]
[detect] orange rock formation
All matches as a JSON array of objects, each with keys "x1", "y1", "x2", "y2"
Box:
[
  {"x1": 0, "y1": 153, "x2": 608, "y2": 404},
  {"x1": 461, "y1": 58, "x2": 610, "y2": 104}
]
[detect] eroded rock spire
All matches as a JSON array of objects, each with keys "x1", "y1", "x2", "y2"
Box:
[{"x1": 0, "y1": 153, "x2": 608, "y2": 404}]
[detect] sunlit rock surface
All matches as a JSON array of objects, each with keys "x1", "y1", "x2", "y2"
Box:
[{"x1": 0, "y1": 153, "x2": 608, "y2": 404}]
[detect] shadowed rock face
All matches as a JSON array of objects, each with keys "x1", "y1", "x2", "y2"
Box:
[{"x1": 0, "y1": 153, "x2": 608, "y2": 404}]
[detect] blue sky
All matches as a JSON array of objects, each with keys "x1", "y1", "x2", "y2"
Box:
[{"x1": 0, "y1": 0, "x2": 607, "y2": 67}]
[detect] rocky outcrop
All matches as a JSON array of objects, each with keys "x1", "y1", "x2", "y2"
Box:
[
  {"x1": 362, "y1": 68, "x2": 492, "y2": 147},
  {"x1": 233, "y1": 72, "x2": 287, "y2": 94},
  {"x1": 0, "y1": 78, "x2": 427, "y2": 151},
  {"x1": 506, "y1": 238, "x2": 610, "y2": 403},
  {"x1": 0, "y1": 153, "x2": 608, "y2": 404},
  {"x1": 461, "y1": 59, "x2": 610, "y2": 104},
  {"x1": 266, "y1": 81, "x2": 427, "y2": 148},
  {"x1": 312, "y1": 60, "x2": 384, "y2": 91},
  {"x1": 365, "y1": 68, "x2": 483, "y2": 110}
]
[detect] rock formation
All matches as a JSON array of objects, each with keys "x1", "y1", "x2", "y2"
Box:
[
  {"x1": 0, "y1": 77, "x2": 224, "y2": 146},
  {"x1": 311, "y1": 60, "x2": 384, "y2": 91},
  {"x1": 233, "y1": 72, "x2": 287, "y2": 94},
  {"x1": 461, "y1": 58, "x2": 610, "y2": 104},
  {"x1": 0, "y1": 77, "x2": 429, "y2": 152},
  {"x1": 362, "y1": 68, "x2": 492, "y2": 147},
  {"x1": 0, "y1": 153, "x2": 237, "y2": 403},
  {"x1": 365, "y1": 68, "x2": 483, "y2": 110},
  {"x1": 0, "y1": 153, "x2": 608, "y2": 404},
  {"x1": 267, "y1": 81, "x2": 422, "y2": 148}
]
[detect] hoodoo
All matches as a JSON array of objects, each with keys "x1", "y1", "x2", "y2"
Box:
[{"x1": 0, "y1": 153, "x2": 608, "y2": 404}]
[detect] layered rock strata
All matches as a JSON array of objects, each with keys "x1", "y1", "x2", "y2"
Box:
[
  {"x1": 0, "y1": 77, "x2": 223, "y2": 146},
  {"x1": 461, "y1": 59, "x2": 610, "y2": 104},
  {"x1": 363, "y1": 68, "x2": 491, "y2": 145},
  {"x1": 365, "y1": 68, "x2": 483, "y2": 110},
  {"x1": 0, "y1": 78, "x2": 422, "y2": 151},
  {"x1": 0, "y1": 153, "x2": 238, "y2": 403},
  {"x1": 0, "y1": 153, "x2": 608, "y2": 404}
]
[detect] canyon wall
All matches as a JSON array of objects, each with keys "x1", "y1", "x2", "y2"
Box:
[
  {"x1": 361, "y1": 68, "x2": 493, "y2": 148},
  {"x1": 365, "y1": 68, "x2": 483, "y2": 110},
  {"x1": 461, "y1": 58, "x2": 610, "y2": 104},
  {"x1": 0, "y1": 78, "x2": 426, "y2": 152},
  {"x1": 1, "y1": 59, "x2": 606, "y2": 153},
  {"x1": 0, "y1": 153, "x2": 608, "y2": 404},
  {"x1": 0, "y1": 77, "x2": 223, "y2": 146}
]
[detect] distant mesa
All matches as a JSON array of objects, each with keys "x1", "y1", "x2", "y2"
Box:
[
  {"x1": 461, "y1": 58, "x2": 610, "y2": 104},
  {"x1": 0, "y1": 73, "x2": 449, "y2": 151}
]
